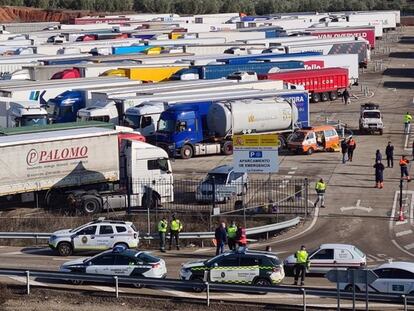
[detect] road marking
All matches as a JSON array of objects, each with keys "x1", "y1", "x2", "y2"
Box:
[
  {"x1": 368, "y1": 254, "x2": 381, "y2": 261},
  {"x1": 396, "y1": 229, "x2": 413, "y2": 237},
  {"x1": 391, "y1": 239, "x2": 414, "y2": 258},
  {"x1": 8, "y1": 276, "x2": 47, "y2": 287},
  {"x1": 405, "y1": 243, "x2": 414, "y2": 250},
  {"x1": 396, "y1": 220, "x2": 408, "y2": 225},
  {"x1": 288, "y1": 171, "x2": 296, "y2": 174},
  {"x1": 290, "y1": 167, "x2": 298, "y2": 170},
  {"x1": 340, "y1": 200, "x2": 372, "y2": 212},
  {"x1": 284, "y1": 175, "x2": 293, "y2": 179},
  {"x1": 161, "y1": 289, "x2": 198, "y2": 298}
]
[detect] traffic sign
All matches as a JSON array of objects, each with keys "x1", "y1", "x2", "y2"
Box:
[{"x1": 326, "y1": 269, "x2": 378, "y2": 285}]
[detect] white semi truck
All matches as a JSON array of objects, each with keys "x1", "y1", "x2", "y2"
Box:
[
  {"x1": 0, "y1": 99, "x2": 48, "y2": 128},
  {"x1": 0, "y1": 127, "x2": 173, "y2": 213}
]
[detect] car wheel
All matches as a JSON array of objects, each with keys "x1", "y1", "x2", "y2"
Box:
[
  {"x1": 133, "y1": 283, "x2": 144, "y2": 289},
  {"x1": 254, "y1": 278, "x2": 271, "y2": 287},
  {"x1": 306, "y1": 148, "x2": 314, "y2": 155},
  {"x1": 345, "y1": 284, "x2": 361, "y2": 292},
  {"x1": 190, "y1": 276, "x2": 205, "y2": 293},
  {"x1": 57, "y1": 242, "x2": 73, "y2": 256},
  {"x1": 180, "y1": 144, "x2": 193, "y2": 159},
  {"x1": 312, "y1": 93, "x2": 321, "y2": 103},
  {"x1": 114, "y1": 242, "x2": 129, "y2": 250},
  {"x1": 379, "y1": 129, "x2": 383, "y2": 135},
  {"x1": 330, "y1": 91, "x2": 338, "y2": 101}
]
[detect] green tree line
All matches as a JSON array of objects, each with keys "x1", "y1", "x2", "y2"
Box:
[{"x1": 0, "y1": 0, "x2": 410, "y2": 14}]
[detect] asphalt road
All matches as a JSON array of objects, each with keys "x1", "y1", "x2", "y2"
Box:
[{"x1": 0, "y1": 28, "x2": 414, "y2": 310}]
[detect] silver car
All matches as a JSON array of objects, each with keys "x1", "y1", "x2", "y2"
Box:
[{"x1": 195, "y1": 165, "x2": 248, "y2": 203}]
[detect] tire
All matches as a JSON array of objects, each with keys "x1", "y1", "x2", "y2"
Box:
[
  {"x1": 82, "y1": 197, "x2": 102, "y2": 215},
  {"x1": 190, "y1": 276, "x2": 205, "y2": 293},
  {"x1": 312, "y1": 93, "x2": 321, "y2": 103},
  {"x1": 114, "y1": 242, "x2": 129, "y2": 250},
  {"x1": 321, "y1": 92, "x2": 329, "y2": 102},
  {"x1": 330, "y1": 91, "x2": 338, "y2": 101},
  {"x1": 306, "y1": 148, "x2": 314, "y2": 155},
  {"x1": 222, "y1": 141, "x2": 233, "y2": 155},
  {"x1": 253, "y1": 278, "x2": 271, "y2": 287},
  {"x1": 345, "y1": 284, "x2": 361, "y2": 292},
  {"x1": 57, "y1": 242, "x2": 73, "y2": 256},
  {"x1": 180, "y1": 144, "x2": 193, "y2": 159},
  {"x1": 379, "y1": 129, "x2": 383, "y2": 135}
]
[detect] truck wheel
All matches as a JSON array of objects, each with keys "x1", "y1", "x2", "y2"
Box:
[
  {"x1": 379, "y1": 129, "x2": 383, "y2": 135},
  {"x1": 321, "y1": 92, "x2": 329, "y2": 102},
  {"x1": 312, "y1": 93, "x2": 321, "y2": 103},
  {"x1": 180, "y1": 145, "x2": 193, "y2": 159},
  {"x1": 330, "y1": 91, "x2": 338, "y2": 101},
  {"x1": 82, "y1": 196, "x2": 102, "y2": 215},
  {"x1": 222, "y1": 141, "x2": 233, "y2": 155},
  {"x1": 57, "y1": 242, "x2": 73, "y2": 256}
]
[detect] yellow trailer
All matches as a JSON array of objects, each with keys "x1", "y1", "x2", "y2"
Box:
[{"x1": 101, "y1": 65, "x2": 187, "y2": 82}]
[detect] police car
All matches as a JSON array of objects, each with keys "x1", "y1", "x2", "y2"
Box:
[
  {"x1": 284, "y1": 244, "x2": 367, "y2": 275},
  {"x1": 48, "y1": 218, "x2": 139, "y2": 256},
  {"x1": 180, "y1": 248, "x2": 284, "y2": 291},
  {"x1": 60, "y1": 246, "x2": 167, "y2": 286}
]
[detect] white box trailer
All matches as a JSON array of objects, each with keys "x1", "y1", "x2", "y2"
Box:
[
  {"x1": 146, "y1": 37, "x2": 227, "y2": 46},
  {"x1": 310, "y1": 21, "x2": 383, "y2": 38},
  {"x1": 197, "y1": 31, "x2": 266, "y2": 42},
  {"x1": 347, "y1": 12, "x2": 396, "y2": 31},
  {"x1": 0, "y1": 77, "x2": 131, "y2": 102},
  {"x1": 182, "y1": 44, "x2": 267, "y2": 56},
  {"x1": 0, "y1": 127, "x2": 174, "y2": 212},
  {"x1": 258, "y1": 53, "x2": 359, "y2": 85},
  {"x1": 178, "y1": 23, "x2": 237, "y2": 32}
]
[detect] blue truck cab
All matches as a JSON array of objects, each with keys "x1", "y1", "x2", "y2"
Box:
[
  {"x1": 47, "y1": 90, "x2": 86, "y2": 123},
  {"x1": 155, "y1": 102, "x2": 212, "y2": 159}
]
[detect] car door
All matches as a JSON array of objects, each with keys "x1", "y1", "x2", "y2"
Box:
[
  {"x1": 334, "y1": 248, "x2": 355, "y2": 269},
  {"x1": 209, "y1": 254, "x2": 240, "y2": 283},
  {"x1": 72, "y1": 225, "x2": 97, "y2": 250},
  {"x1": 308, "y1": 248, "x2": 334, "y2": 273},
  {"x1": 238, "y1": 256, "x2": 260, "y2": 284},
  {"x1": 86, "y1": 253, "x2": 116, "y2": 275},
  {"x1": 95, "y1": 225, "x2": 115, "y2": 250},
  {"x1": 109, "y1": 254, "x2": 137, "y2": 276},
  {"x1": 370, "y1": 268, "x2": 394, "y2": 293},
  {"x1": 387, "y1": 269, "x2": 414, "y2": 294}
]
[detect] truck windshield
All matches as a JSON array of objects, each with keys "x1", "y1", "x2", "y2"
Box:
[
  {"x1": 20, "y1": 115, "x2": 48, "y2": 126},
  {"x1": 158, "y1": 118, "x2": 175, "y2": 132},
  {"x1": 205, "y1": 173, "x2": 228, "y2": 185},
  {"x1": 124, "y1": 114, "x2": 140, "y2": 129},
  {"x1": 363, "y1": 112, "x2": 381, "y2": 119},
  {"x1": 289, "y1": 131, "x2": 306, "y2": 142}
]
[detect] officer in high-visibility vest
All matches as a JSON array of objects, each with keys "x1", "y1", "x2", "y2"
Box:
[
  {"x1": 169, "y1": 214, "x2": 183, "y2": 251},
  {"x1": 314, "y1": 178, "x2": 326, "y2": 208},
  {"x1": 158, "y1": 217, "x2": 168, "y2": 252},
  {"x1": 294, "y1": 245, "x2": 309, "y2": 286},
  {"x1": 404, "y1": 112, "x2": 412, "y2": 134},
  {"x1": 227, "y1": 220, "x2": 238, "y2": 251}
]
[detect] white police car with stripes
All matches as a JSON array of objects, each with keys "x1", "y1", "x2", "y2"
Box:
[
  {"x1": 60, "y1": 245, "x2": 166, "y2": 286},
  {"x1": 48, "y1": 218, "x2": 139, "y2": 256},
  {"x1": 180, "y1": 248, "x2": 284, "y2": 291}
]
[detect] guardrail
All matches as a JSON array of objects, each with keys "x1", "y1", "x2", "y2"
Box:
[
  {"x1": 0, "y1": 267, "x2": 412, "y2": 309},
  {"x1": 0, "y1": 217, "x2": 300, "y2": 245}
]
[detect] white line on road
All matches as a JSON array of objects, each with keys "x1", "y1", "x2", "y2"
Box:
[
  {"x1": 396, "y1": 229, "x2": 413, "y2": 237},
  {"x1": 288, "y1": 171, "x2": 296, "y2": 174},
  {"x1": 391, "y1": 239, "x2": 414, "y2": 258},
  {"x1": 92, "y1": 285, "x2": 124, "y2": 293},
  {"x1": 405, "y1": 243, "x2": 414, "y2": 250},
  {"x1": 396, "y1": 220, "x2": 408, "y2": 225},
  {"x1": 1, "y1": 248, "x2": 50, "y2": 256},
  {"x1": 284, "y1": 175, "x2": 293, "y2": 179},
  {"x1": 8, "y1": 276, "x2": 47, "y2": 287},
  {"x1": 161, "y1": 289, "x2": 198, "y2": 298},
  {"x1": 290, "y1": 167, "x2": 298, "y2": 170}
]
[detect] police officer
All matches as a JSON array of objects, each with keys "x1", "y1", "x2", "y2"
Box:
[
  {"x1": 404, "y1": 112, "x2": 412, "y2": 134},
  {"x1": 385, "y1": 141, "x2": 394, "y2": 168},
  {"x1": 227, "y1": 220, "x2": 238, "y2": 251},
  {"x1": 294, "y1": 245, "x2": 309, "y2": 286},
  {"x1": 169, "y1": 214, "x2": 183, "y2": 250},
  {"x1": 314, "y1": 178, "x2": 326, "y2": 208},
  {"x1": 158, "y1": 217, "x2": 168, "y2": 252}
]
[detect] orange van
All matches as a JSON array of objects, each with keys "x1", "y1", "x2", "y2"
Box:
[{"x1": 288, "y1": 125, "x2": 340, "y2": 155}]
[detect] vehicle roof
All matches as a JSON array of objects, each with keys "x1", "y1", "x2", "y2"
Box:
[
  {"x1": 208, "y1": 165, "x2": 234, "y2": 175},
  {"x1": 320, "y1": 243, "x2": 359, "y2": 250},
  {"x1": 298, "y1": 125, "x2": 337, "y2": 132},
  {"x1": 375, "y1": 262, "x2": 414, "y2": 273}
]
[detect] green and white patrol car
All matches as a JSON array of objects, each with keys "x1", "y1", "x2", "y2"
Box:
[
  {"x1": 180, "y1": 248, "x2": 284, "y2": 291},
  {"x1": 48, "y1": 218, "x2": 139, "y2": 256}
]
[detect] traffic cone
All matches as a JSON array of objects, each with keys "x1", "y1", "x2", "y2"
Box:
[{"x1": 397, "y1": 208, "x2": 405, "y2": 221}]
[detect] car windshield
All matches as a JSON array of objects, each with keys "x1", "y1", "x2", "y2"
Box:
[
  {"x1": 136, "y1": 252, "x2": 159, "y2": 263},
  {"x1": 69, "y1": 223, "x2": 88, "y2": 233},
  {"x1": 289, "y1": 131, "x2": 306, "y2": 142},
  {"x1": 205, "y1": 173, "x2": 228, "y2": 184},
  {"x1": 205, "y1": 253, "x2": 225, "y2": 266},
  {"x1": 353, "y1": 246, "x2": 366, "y2": 258},
  {"x1": 158, "y1": 118, "x2": 175, "y2": 132},
  {"x1": 364, "y1": 112, "x2": 381, "y2": 119}
]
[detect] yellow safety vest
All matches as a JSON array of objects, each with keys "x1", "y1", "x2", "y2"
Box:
[
  {"x1": 171, "y1": 219, "x2": 182, "y2": 232},
  {"x1": 404, "y1": 114, "x2": 412, "y2": 123},
  {"x1": 227, "y1": 225, "x2": 237, "y2": 238},
  {"x1": 296, "y1": 250, "x2": 309, "y2": 264},
  {"x1": 158, "y1": 220, "x2": 167, "y2": 233},
  {"x1": 315, "y1": 181, "x2": 326, "y2": 191}
]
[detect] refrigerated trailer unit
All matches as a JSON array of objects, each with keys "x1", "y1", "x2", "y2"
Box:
[{"x1": 0, "y1": 127, "x2": 173, "y2": 212}]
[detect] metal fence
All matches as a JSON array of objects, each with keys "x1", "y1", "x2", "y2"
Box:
[{"x1": 128, "y1": 178, "x2": 310, "y2": 218}]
